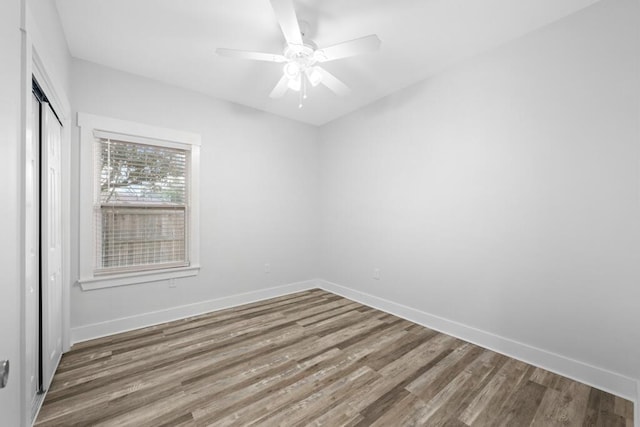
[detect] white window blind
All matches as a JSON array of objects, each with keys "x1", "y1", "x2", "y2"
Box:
[{"x1": 94, "y1": 137, "x2": 190, "y2": 274}]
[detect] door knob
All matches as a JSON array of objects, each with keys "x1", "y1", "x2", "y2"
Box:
[{"x1": 0, "y1": 360, "x2": 9, "y2": 389}]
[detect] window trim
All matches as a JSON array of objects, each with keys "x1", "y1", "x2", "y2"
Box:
[{"x1": 77, "y1": 113, "x2": 201, "y2": 291}]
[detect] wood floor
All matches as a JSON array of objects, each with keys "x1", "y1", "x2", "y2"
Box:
[{"x1": 36, "y1": 289, "x2": 634, "y2": 426}]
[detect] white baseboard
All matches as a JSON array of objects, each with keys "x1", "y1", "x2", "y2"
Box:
[
  {"x1": 318, "y1": 279, "x2": 639, "y2": 407},
  {"x1": 70, "y1": 280, "x2": 318, "y2": 344}
]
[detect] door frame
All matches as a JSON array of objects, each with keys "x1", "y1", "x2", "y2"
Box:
[{"x1": 21, "y1": 18, "x2": 71, "y2": 425}]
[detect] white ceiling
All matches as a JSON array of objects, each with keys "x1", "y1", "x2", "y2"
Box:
[{"x1": 55, "y1": 0, "x2": 600, "y2": 126}]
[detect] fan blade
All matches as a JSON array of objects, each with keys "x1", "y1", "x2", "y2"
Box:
[
  {"x1": 216, "y1": 48, "x2": 287, "y2": 63},
  {"x1": 269, "y1": 75, "x2": 290, "y2": 98},
  {"x1": 314, "y1": 35, "x2": 381, "y2": 62},
  {"x1": 269, "y1": 0, "x2": 303, "y2": 46},
  {"x1": 316, "y1": 67, "x2": 350, "y2": 96}
]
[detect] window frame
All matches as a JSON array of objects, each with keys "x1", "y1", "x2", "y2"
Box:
[{"x1": 78, "y1": 113, "x2": 200, "y2": 291}]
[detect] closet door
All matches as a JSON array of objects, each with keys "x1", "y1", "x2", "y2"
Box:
[
  {"x1": 26, "y1": 93, "x2": 40, "y2": 405},
  {"x1": 41, "y1": 102, "x2": 63, "y2": 389}
]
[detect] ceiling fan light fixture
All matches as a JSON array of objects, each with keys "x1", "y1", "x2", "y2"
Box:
[
  {"x1": 287, "y1": 75, "x2": 301, "y2": 91},
  {"x1": 305, "y1": 67, "x2": 322, "y2": 86},
  {"x1": 217, "y1": 0, "x2": 381, "y2": 102},
  {"x1": 283, "y1": 61, "x2": 301, "y2": 79}
]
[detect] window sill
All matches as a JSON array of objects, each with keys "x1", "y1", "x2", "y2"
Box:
[{"x1": 78, "y1": 265, "x2": 200, "y2": 291}]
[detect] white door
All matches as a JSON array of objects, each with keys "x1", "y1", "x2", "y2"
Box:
[
  {"x1": 41, "y1": 102, "x2": 63, "y2": 389},
  {"x1": 25, "y1": 93, "x2": 41, "y2": 408}
]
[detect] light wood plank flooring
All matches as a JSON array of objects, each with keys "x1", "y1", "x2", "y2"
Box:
[{"x1": 36, "y1": 289, "x2": 634, "y2": 426}]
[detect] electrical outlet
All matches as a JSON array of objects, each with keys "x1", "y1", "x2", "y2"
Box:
[
  {"x1": 169, "y1": 278, "x2": 176, "y2": 288},
  {"x1": 264, "y1": 263, "x2": 271, "y2": 274},
  {"x1": 373, "y1": 268, "x2": 380, "y2": 280}
]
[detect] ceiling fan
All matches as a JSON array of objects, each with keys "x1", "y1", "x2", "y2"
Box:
[{"x1": 216, "y1": 0, "x2": 381, "y2": 107}]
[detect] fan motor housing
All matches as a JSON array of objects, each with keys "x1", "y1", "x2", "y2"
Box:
[{"x1": 284, "y1": 42, "x2": 318, "y2": 69}]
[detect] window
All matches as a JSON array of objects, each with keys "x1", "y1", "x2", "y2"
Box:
[
  {"x1": 95, "y1": 137, "x2": 189, "y2": 273},
  {"x1": 78, "y1": 114, "x2": 200, "y2": 290}
]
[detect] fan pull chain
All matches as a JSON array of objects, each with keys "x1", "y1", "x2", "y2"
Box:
[
  {"x1": 303, "y1": 74, "x2": 308, "y2": 100},
  {"x1": 299, "y1": 74, "x2": 307, "y2": 109}
]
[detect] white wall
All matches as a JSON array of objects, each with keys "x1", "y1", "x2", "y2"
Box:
[
  {"x1": 70, "y1": 59, "x2": 320, "y2": 332},
  {"x1": 319, "y1": 0, "x2": 640, "y2": 386},
  {"x1": 27, "y1": 0, "x2": 72, "y2": 96},
  {"x1": 0, "y1": 0, "x2": 24, "y2": 425}
]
